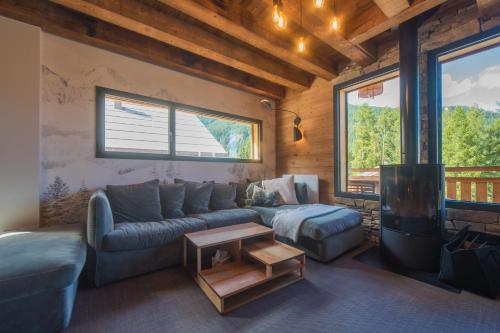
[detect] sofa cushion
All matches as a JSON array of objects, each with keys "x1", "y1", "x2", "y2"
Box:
[
  {"x1": 0, "y1": 224, "x2": 86, "y2": 301},
  {"x1": 192, "y1": 208, "x2": 260, "y2": 229},
  {"x1": 106, "y1": 179, "x2": 163, "y2": 223},
  {"x1": 175, "y1": 179, "x2": 213, "y2": 214},
  {"x1": 210, "y1": 183, "x2": 238, "y2": 210},
  {"x1": 101, "y1": 218, "x2": 206, "y2": 252},
  {"x1": 159, "y1": 183, "x2": 186, "y2": 218},
  {"x1": 295, "y1": 182, "x2": 309, "y2": 204},
  {"x1": 262, "y1": 176, "x2": 299, "y2": 205},
  {"x1": 249, "y1": 205, "x2": 362, "y2": 240}
]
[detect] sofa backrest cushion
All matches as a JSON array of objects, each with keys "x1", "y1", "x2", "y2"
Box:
[
  {"x1": 174, "y1": 179, "x2": 214, "y2": 214},
  {"x1": 159, "y1": 183, "x2": 186, "y2": 218},
  {"x1": 210, "y1": 183, "x2": 238, "y2": 210},
  {"x1": 295, "y1": 182, "x2": 309, "y2": 204},
  {"x1": 106, "y1": 179, "x2": 163, "y2": 223}
]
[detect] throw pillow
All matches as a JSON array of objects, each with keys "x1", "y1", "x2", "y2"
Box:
[
  {"x1": 295, "y1": 182, "x2": 309, "y2": 204},
  {"x1": 251, "y1": 186, "x2": 281, "y2": 207},
  {"x1": 174, "y1": 179, "x2": 214, "y2": 214},
  {"x1": 210, "y1": 183, "x2": 238, "y2": 210},
  {"x1": 106, "y1": 179, "x2": 163, "y2": 223},
  {"x1": 245, "y1": 180, "x2": 262, "y2": 202},
  {"x1": 262, "y1": 175, "x2": 299, "y2": 205},
  {"x1": 159, "y1": 183, "x2": 186, "y2": 218}
]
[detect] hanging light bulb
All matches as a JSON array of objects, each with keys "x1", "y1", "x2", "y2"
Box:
[
  {"x1": 297, "y1": 36, "x2": 306, "y2": 53},
  {"x1": 330, "y1": 16, "x2": 340, "y2": 30},
  {"x1": 272, "y1": 3, "x2": 280, "y2": 23},
  {"x1": 313, "y1": 0, "x2": 324, "y2": 8},
  {"x1": 330, "y1": 0, "x2": 340, "y2": 31},
  {"x1": 272, "y1": 0, "x2": 287, "y2": 30},
  {"x1": 276, "y1": 13, "x2": 287, "y2": 30}
]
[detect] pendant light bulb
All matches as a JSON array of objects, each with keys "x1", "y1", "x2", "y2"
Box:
[
  {"x1": 313, "y1": 0, "x2": 324, "y2": 8},
  {"x1": 297, "y1": 36, "x2": 306, "y2": 53},
  {"x1": 330, "y1": 16, "x2": 340, "y2": 31},
  {"x1": 276, "y1": 13, "x2": 287, "y2": 30},
  {"x1": 272, "y1": 4, "x2": 280, "y2": 23}
]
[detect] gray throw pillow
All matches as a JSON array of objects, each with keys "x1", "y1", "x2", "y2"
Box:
[
  {"x1": 250, "y1": 186, "x2": 281, "y2": 207},
  {"x1": 295, "y1": 182, "x2": 309, "y2": 204},
  {"x1": 106, "y1": 179, "x2": 163, "y2": 223},
  {"x1": 174, "y1": 179, "x2": 214, "y2": 214},
  {"x1": 210, "y1": 183, "x2": 238, "y2": 210},
  {"x1": 159, "y1": 183, "x2": 186, "y2": 218}
]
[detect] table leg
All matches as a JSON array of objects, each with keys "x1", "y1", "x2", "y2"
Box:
[
  {"x1": 183, "y1": 237, "x2": 187, "y2": 267},
  {"x1": 300, "y1": 255, "x2": 306, "y2": 278},
  {"x1": 197, "y1": 248, "x2": 202, "y2": 274}
]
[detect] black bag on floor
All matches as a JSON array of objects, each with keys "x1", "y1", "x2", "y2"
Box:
[{"x1": 439, "y1": 225, "x2": 500, "y2": 298}]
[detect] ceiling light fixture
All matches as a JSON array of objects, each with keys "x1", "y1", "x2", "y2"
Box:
[
  {"x1": 297, "y1": 0, "x2": 306, "y2": 53},
  {"x1": 313, "y1": 0, "x2": 324, "y2": 8},
  {"x1": 272, "y1": 0, "x2": 287, "y2": 30},
  {"x1": 330, "y1": 0, "x2": 340, "y2": 31}
]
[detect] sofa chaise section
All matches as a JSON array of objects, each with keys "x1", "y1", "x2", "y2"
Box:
[
  {"x1": 86, "y1": 190, "x2": 207, "y2": 286},
  {"x1": 0, "y1": 224, "x2": 86, "y2": 333},
  {"x1": 250, "y1": 205, "x2": 364, "y2": 262}
]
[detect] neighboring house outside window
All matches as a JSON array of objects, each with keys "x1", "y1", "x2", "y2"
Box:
[
  {"x1": 334, "y1": 65, "x2": 401, "y2": 199},
  {"x1": 428, "y1": 27, "x2": 500, "y2": 211},
  {"x1": 96, "y1": 87, "x2": 262, "y2": 163}
]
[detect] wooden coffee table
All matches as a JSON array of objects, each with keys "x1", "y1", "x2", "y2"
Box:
[{"x1": 184, "y1": 222, "x2": 305, "y2": 314}]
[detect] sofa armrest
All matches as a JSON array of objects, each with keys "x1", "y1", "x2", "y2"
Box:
[{"x1": 87, "y1": 189, "x2": 114, "y2": 250}]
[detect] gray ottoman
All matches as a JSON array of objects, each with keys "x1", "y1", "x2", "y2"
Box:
[{"x1": 0, "y1": 224, "x2": 86, "y2": 333}]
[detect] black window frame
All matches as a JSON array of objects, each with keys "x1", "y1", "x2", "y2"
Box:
[
  {"x1": 96, "y1": 86, "x2": 263, "y2": 163},
  {"x1": 333, "y1": 64, "x2": 400, "y2": 200},
  {"x1": 427, "y1": 26, "x2": 500, "y2": 212}
]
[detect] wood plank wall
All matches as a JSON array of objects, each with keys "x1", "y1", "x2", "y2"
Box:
[{"x1": 277, "y1": 79, "x2": 336, "y2": 203}]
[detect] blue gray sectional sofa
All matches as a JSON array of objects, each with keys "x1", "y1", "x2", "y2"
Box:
[
  {"x1": 87, "y1": 178, "x2": 363, "y2": 286},
  {"x1": 0, "y1": 224, "x2": 86, "y2": 333}
]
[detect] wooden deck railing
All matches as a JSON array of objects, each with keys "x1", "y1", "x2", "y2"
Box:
[{"x1": 349, "y1": 166, "x2": 500, "y2": 203}]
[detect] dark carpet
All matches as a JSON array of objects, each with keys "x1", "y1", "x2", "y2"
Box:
[
  {"x1": 66, "y1": 244, "x2": 500, "y2": 333},
  {"x1": 352, "y1": 245, "x2": 460, "y2": 293}
]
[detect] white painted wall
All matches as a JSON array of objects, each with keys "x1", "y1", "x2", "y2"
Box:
[{"x1": 0, "y1": 17, "x2": 40, "y2": 232}]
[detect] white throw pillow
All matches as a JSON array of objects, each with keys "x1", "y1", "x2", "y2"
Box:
[{"x1": 262, "y1": 176, "x2": 299, "y2": 205}]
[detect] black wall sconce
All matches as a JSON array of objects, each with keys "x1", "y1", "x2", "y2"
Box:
[{"x1": 260, "y1": 99, "x2": 303, "y2": 142}]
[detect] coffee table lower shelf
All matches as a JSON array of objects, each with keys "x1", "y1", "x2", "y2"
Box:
[{"x1": 193, "y1": 262, "x2": 303, "y2": 314}]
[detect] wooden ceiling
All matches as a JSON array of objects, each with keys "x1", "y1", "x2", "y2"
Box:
[{"x1": 1, "y1": 0, "x2": 453, "y2": 99}]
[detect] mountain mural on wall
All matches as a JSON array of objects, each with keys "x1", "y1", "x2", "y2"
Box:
[{"x1": 39, "y1": 42, "x2": 272, "y2": 227}]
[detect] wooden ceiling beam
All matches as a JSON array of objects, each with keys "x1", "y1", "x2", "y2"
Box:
[
  {"x1": 157, "y1": 0, "x2": 337, "y2": 80},
  {"x1": 476, "y1": 0, "x2": 500, "y2": 19},
  {"x1": 247, "y1": 0, "x2": 377, "y2": 66},
  {"x1": 348, "y1": 0, "x2": 448, "y2": 45},
  {"x1": 373, "y1": 0, "x2": 410, "y2": 18},
  {"x1": 50, "y1": 0, "x2": 313, "y2": 91},
  {"x1": 0, "y1": 0, "x2": 285, "y2": 99}
]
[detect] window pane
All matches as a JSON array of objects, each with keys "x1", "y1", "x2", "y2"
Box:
[
  {"x1": 104, "y1": 94, "x2": 170, "y2": 155},
  {"x1": 175, "y1": 109, "x2": 259, "y2": 160},
  {"x1": 440, "y1": 43, "x2": 500, "y2": 203},
  {"x1": 341, "y1": 74, "x2": 401, "y2": 194}
]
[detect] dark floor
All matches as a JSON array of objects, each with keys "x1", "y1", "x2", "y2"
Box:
[{"x1": 66, "y1": 244, "x2": 500, "y2": 333}]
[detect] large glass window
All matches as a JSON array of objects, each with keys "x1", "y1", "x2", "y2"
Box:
[
  {"x1": 96, "y1": 87, "x2": 262, "y2": 162},
  {"x1": 435, "y1": 34, "x2": 500, "y2": 206},
  {"x1": 335, "y1": 66, "x2": 400, "y2": 197},
  {"x1": 175, "y1": 109, "x2": 260, "y2": 160}
]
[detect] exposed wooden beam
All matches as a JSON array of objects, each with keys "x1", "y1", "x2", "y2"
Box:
[
  {"x1": 0, "y1": 0, "x2": 285, "y2": 99},
  {"x1": 247, "y1": 0, "x2": 377, "y2": 66},
  {"x1": 50, "y1": 0, "x2": 313, "y2": 90},
  {"x1": 157, "y1": 0, "x2": 337, "y2": 80},
  {"x1": 373, "y1": 0, "x2": 410, "y2": 18},
  {"x1": 348, "y1": 0, "x2": 448, "y2": 45},
  {"x1": 476, "y1": 0, "x2": 500, "y2": 19}
]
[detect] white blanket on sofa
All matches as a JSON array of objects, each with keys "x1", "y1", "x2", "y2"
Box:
[{"x1": 271, "y1": 204, "x2": 342, "y2": 242}]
